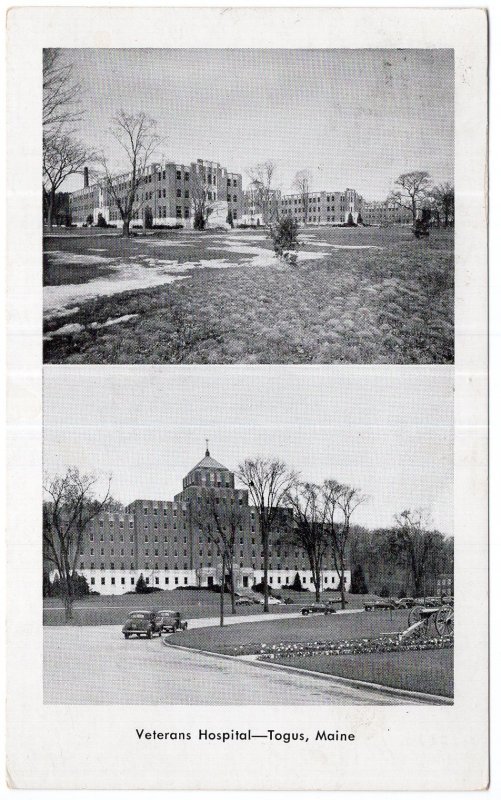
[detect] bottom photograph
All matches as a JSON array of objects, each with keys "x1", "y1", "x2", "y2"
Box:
[{"x1": 42, "y1": 365, "x2": 454, "y2": 706}]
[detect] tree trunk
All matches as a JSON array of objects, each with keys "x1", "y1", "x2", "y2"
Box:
[
  {"x1": 122, "y1": 218, "x2": 130, "y2": 238},
  {"x1": 63, "y1": 574, "x2": 74, "y2": 622},
  {"x1": 48, "y1": 188, "x2": 56, "y2": 229},
  {"x1": 263, "y1": 527, "x2": 269, "y2": 613},
  {"x1": 229, "y1": 562, "x2": 236, "y2": 615},
  {"x1": 219, "y1": 554, "x2": 225, "y2": 627},
  {"x1": 339, "y1": 560, "x2": 346, "y2": 610}
]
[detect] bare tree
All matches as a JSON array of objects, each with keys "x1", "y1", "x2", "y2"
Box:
[
  {"x1": 284, "y1": 482, "x2": 330, "y2": 602},
  {"x1": 191, "y1": 164, "x2": 216, "y2": 230},
  {"x1": 431, "y1": 183, "x2": 455, "y2": 228},
  {"x1": 237, "y1": 458, "x2": 296, "y2": 612},
  {"x1": 43, "y1": 133, "x2": 94, "y2": 229},
  {"x1": 98, "y1": 110, "x2": 161, "y2": 237},
  {"x1": 390, "y1": 171, "x2": 432, "y2": 222},
  {"x1": 323, "y1": 481, "x2": 366, "y2": 609},
  {"x1": 43, "y1": 468, "x2": 111, "y2": 621},
  {"x1": 248, "y1": 160, "x2": 278, "y2": 225},
  {"x1": 389, "y1": 509, "x2": 446, "y2": 598},
  {"x1": 43, "y1": 48, "x2": 82, "y2": 134},
  {"x1": 292, "y1": 170, "x2": 311, "y2": 225},
  {"x1": 194, "y1": 490, "x2": 243, "y2": 624}
]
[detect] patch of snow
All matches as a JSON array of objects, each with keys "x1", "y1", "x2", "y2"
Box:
[
  {"x1": 44, "y1": 322, "x2": 84, "y2": 341},
  {"x1": 44, "y1": 306, "x2": 80, "y2": 320},
  {"x1": 89, "y1": 314, "x2": 139, "y2": 329},
  {"x1": 45, "y1": 250, "x2": 114, "y2": 265}
]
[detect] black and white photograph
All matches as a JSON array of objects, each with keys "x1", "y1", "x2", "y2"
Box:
[
  {"x1": 7, "y1": 4, "x2": 488, "y2": 792},
  {"x1": 43, "y1": 47, "x2": 454, "y2": 365},
  {"x1": 43, "y1": 366, "x2": 454, "y2": 706}
]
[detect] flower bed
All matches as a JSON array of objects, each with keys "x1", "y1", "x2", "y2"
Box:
[{"x1": 257, "y1": 633, "x2": 453, "y2": 661}]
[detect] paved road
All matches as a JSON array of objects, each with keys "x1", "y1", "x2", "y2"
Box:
[{"x1": 44, "y1": 625, "x2": 421, "y2": 705}]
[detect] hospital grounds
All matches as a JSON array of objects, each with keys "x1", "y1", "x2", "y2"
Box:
[{"x1": 43, "y1": 225, "x2": 454, "y2": 365}]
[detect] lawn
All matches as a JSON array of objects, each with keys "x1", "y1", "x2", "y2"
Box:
[
  {"x1": 269, "y1": 648, "x2": 453, "y2": 698},
  {"x1": 168, "y1": 608, "x2": 408, "y2": 655},
  {"x1": 43, "y1": 226, "x2": 454, "y2": 364},
  {"x1": 42, "y1": 588, "x2": 302, "y2": 626}
]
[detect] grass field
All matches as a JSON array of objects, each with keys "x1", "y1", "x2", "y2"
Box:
[
  {"x1": 42, "y1": 589, "x2": 380, "y2": 625},
  {"x1": 43, "y1": 226, "x2": 453, "y2": 364},
  {"x1": 168, "y1": 608, "x2": 408, "y2": 655},
  {"x1": 269, "y1": 648, "x2": 453, "y2": 698},
  {"x1": 43, "y1": 588, "x2": 308, "y2": 626}
]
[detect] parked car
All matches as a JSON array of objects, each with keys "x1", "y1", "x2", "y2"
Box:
[
  {"x1": 301, "y1": 602, "x2": 336, "y2": 616},
  {"x1": 235, "y1": 596, "x2": 254, "y2": 606},
  {"x1": 158, "y1": 610, "x2": 188, "y2": 633},
  {"x1": 394, "y1": 597, "x2": 416, "y2": 608},
  {"x1": 364, "y1": 599, "x2": 397, "y2": 611},
  {"x1": 253, "y1": 595, "x2": 283, "y2": 605},
  {"x1": 122, "y1": 610, "x2": 163, "y2": 639}
]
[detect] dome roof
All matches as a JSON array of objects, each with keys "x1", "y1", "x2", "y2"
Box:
[
  {"x1": 191, "y1": 444, "x2": 227, "y2": 472},
  {"x1": 193, "y1": 453, "x2": 227, "y2": 471}
]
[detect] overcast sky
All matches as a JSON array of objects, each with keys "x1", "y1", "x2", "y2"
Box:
[
  {"x1": 61, "y1": 48, "x2": 454, "y2": 199},
  {"x1": 43, "y1": 366, "x2": 454, "y2": 536}
]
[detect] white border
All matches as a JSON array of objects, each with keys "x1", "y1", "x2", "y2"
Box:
[{"x1": 6, "y1": 6, "x2": 488, "y2": 791}]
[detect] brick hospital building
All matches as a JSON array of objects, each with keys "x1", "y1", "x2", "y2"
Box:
[
  {"x1": 69, "y1": 158, "x2": 243, "y2": 229},
  {"x1": 46, "y1": 448, "x2": 350, "y2": 596}
]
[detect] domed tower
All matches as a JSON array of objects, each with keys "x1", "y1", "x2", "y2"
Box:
[{"x1": 177, "y1": 443, "x2": 235, "y2": 497}]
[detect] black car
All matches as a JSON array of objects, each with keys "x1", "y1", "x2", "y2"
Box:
[
  {"x1": 301, "y1": 602, "x2": 336, "y2": 616},
  {"x1": 122, "y1": 610, "x2": 163, "y2": 639},
  {"x1": 158, "y1": 610, "x2": 188, "y2": 633}
]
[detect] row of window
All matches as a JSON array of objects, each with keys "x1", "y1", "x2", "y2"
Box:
[{"x1": 87, "y1": 573, "x2": 346, "y2": 587}]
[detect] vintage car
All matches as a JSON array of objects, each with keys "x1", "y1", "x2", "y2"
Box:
[
  {"x1": 235, "y1": 596, "x2": 254, "y2": 606},
  {"x1": 122, "y1": 610, "x2": 163, "y2": 639},
  {"x1": 393, "y1": 597, "x2": 416, "y2": 609},
  {"x1": 158, "y1": 610, "x2": 188, "y2": 633},
  {"x1": 364, "y1": 598, "x2": 397, "y2": 611},
  {"x1": 301, "y1": 602, "x2": 336, "y2": 616}
]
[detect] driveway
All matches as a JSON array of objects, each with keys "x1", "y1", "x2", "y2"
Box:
[{"x1": 43, "y1": 625, "x2": 421, "y2": 705}]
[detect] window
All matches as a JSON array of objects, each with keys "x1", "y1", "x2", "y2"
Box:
[
  {"x1": 80, "y1": 562, "x2": 84, "y2": 570},
  {"x1": 176, "y1": 170, "x2": 181, "y2": 179},
  {"x1": 185, "y1": 190, "x2": 189, "y2": 199},
  {"x1": 176, "y1": 189, "x2": 181, "y2": 197},
  {"x1": 111, "y1": 577, "x2": 115, "y2": 585},
  {"x1": 101, "y1": 577, "x2": 105, "y2": 585},
  {"x1": 176, "y1": 207, "x2": 182, "y2": 218},
  {"x1": 185, "y1": 172, "x2": 189, "y2": 181},
  {"x1": 131, "y1": 577, "x2": 135, "y2": 585},
  {"x1": 121, "y1": 577, "x2": 125, "y2": 585},
  {"x1": 91, "y1": 577, "x2": 95, "y2": 585}
]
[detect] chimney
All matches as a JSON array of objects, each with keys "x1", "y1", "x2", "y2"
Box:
[{"x1": 83, "y1": 167, "x2": 89, "y2": 188}]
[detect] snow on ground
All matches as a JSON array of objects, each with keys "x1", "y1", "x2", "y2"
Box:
[
  {"x1": 44, "y1": 235, "x2": 331, "y2": 316},
  {"x1": 45, "y1": 250, "x2": 114, "y2": 265}
]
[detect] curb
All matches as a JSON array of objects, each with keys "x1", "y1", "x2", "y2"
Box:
[{"x1": 163, "y1": 641, "x2": 453, "y2": 705}]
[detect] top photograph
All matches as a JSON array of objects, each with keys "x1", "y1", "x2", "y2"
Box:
[{"x1": 43, "y1": 48, "x2": 454, "y2": 365}]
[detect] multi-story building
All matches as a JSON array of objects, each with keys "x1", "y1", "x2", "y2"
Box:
[
  {"x1": 242, "y1": 188, "x2": 282, "y2": 226},
  {"x1": 69, "y1": 159, "x2": 243, "y2": 229},
  {"x1": 278, "y1": 188, "x2": 364, "y2": 226},
  {"x1": 46, "y1": 448, "x2": 350, "y2": 596},
  {"x1": 361, "y1": 198, "x2": 413, "y2": 226},
  {"x1": 241, "y1": 185, "x2": 414, "y2": 227}
]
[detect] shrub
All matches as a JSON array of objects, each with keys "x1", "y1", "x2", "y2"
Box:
[
  {"x1": 268, "y1": 215, "x2": 299, "y2": 264},
  {"x1": 350, "y1": 565, "x2": 369, "y2": 594},
  {"x1": 291, "y1": 572, "x2": 307, "y2": 592},
  {"x1": 50, "y1": 572, "x2": 90, "y2": 599},
  {"x1": 194, "y1": 210, "x2": 205, "y2": 230},
  {"x1": 135, "y1": 573, "x2": 148, "y2": 594},
  {"x1": 86, "y1": 214, "x2": 94, "y2": 226},
  {"x1": 379, "y1": 584, "x2": 390, "y2": 598},
  {"x1": 96, "y1": 213, "x2": 107, "y2": 228}
]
